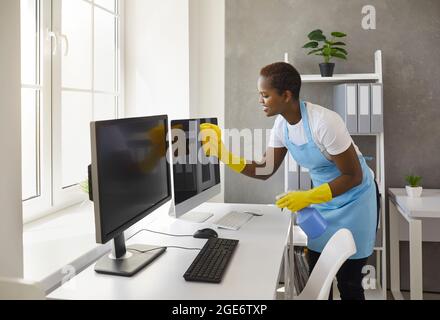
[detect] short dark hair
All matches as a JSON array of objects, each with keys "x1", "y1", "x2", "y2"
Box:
[{"x1": 260, "y1": 62, "x2": 302, "y2": 100}]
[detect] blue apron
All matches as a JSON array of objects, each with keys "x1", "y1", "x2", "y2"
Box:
[{"x1": 284, "y1": 101, "x2": 377, "y2": 259}]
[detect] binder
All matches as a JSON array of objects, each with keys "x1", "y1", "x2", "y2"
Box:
[
  {"x1": 371, "y1": 83, "x2": 384, "y2": 133},
  {"x1": 285, "y1": 155, "x2": 299, "y2": 191},
  {"x1": 358, "y1": 84, "x2": 371, "y2": 134},
  {"x1": 333, "y1": 84, "x2": 358, "y2": 134},
  {"x1": 299, "y1": 166, "x2": 312, "y2": 190}
]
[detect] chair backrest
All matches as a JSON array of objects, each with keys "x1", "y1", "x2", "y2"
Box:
[
  {"x1": 297, "y1": 228, "x2": 357, "y2": 300},
  {"x1": 0, "y1": 277, "x2": 46, "y2": 300}
]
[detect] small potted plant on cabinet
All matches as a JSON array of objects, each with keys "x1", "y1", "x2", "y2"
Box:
[
  {"x1": 303, "y1": 29, "x2": 348, "y2": 77},
  {"x1": 405, "y1": 175, "x2": 423, "y2": 198}
]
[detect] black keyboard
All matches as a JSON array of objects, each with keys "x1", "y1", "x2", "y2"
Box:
[{"x1": 183, "y1": 238, "x2": 239, "y2": 283}]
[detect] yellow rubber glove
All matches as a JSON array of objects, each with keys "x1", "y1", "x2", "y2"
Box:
[
  {"x1": 200, "y1": 123, "x2": 246, "y2": 174},
  {"x1": 276, "y1": 183, "x2": 333, "y2": 212}
]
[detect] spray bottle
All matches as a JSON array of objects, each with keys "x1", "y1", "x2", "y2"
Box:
[
  {"x1": 296, "y1": 207, "x2": 328, "y2": 239},
  {"x1": 276, "y1": 192, "x2": 328, "y2": 239}
]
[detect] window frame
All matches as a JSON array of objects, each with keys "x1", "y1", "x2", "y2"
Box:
[
  {"x1": 22, "y1": 0, "x2": 124, "y2": 223},
  {"x1": 22, "y1": 0, "x2": 53, "y2": 223}
]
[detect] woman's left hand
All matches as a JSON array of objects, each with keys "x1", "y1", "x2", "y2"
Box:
[{"x1": 276, "y1": 183, "x2": 333, "y2": 212}]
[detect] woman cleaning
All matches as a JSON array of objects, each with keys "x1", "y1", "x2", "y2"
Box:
[{"x1": 200, "y1": 62, "x2": 378, "y2": 300}]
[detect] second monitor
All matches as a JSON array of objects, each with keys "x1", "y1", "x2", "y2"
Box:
[{"x1": 169, "y1": 118, "x2": 220, "y2": 222}]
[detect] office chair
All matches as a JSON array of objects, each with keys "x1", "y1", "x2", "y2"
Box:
[
  {"x1": 0, "y1": 277, "x2": 46, "y2": 300},
  {"x1": 295, "y1": 228, "x2": 357, "y2": 300}
]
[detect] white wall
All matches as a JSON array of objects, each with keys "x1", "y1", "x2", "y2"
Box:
[
  {"x1": 0, "y1": 0, "x2": 24, "y2": 278},
  {"x1": 125, "y1": 0, "x2": 226, "y2": 202},
  {"x1": 189, "y1": 0, "x2": 225, "y2": 202},
  {"x1": 124, "y1": 0, "x2": 190, "y2": 121},
  {"x1": 189, "y1": 0, "x2": 225, "y2": 124}
]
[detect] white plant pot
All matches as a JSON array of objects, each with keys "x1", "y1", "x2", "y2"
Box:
[{"x1": 406, "y1": 186, "x2": 423, "y2": 198}]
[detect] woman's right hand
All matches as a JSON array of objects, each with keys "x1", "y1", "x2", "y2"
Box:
[
  {"x1": 200, "y1": 123, "x2": 223, "y2": 159},
  {"x1": 199, "y1": 123, "x2": 247, "y2": 174}
]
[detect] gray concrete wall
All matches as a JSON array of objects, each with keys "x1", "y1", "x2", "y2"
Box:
[{"x1": 226, "y1": 0, "x2": 440, "y2": 292}]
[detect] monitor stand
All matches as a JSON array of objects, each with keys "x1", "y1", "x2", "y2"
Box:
[
  {"x1": 168, "y1": 202, "x2": 214, "y2": 223},
  {"x1": 95, "y1": 233, "x2": 166, "y2": 277},
  {"x1": 180, "y1": 211, "x2": 214, "y2": 223}
]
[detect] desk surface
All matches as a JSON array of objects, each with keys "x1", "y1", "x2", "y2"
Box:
[
  {"x1": 388, "y1": 188, "x2": 440, "y2": 219},
  {"x1": 48, "y1": 203, "x2": 294, "y2": 300}
]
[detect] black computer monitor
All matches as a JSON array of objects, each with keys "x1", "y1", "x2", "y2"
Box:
[
  {"x1": 90, "y1": 115, "x2": 171, "y2": 277},
  {"x1": 170, "y1": 118, "x2": 221, "y2": 221}
]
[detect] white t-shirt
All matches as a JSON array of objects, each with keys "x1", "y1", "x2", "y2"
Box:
[{"x1": 268, "y1": 102, "x2": 363, "y2": 160}]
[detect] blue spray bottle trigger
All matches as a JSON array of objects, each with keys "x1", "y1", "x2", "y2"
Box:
[{"x1": 296, "y1": 207, "x2": 328, "y2": 239}]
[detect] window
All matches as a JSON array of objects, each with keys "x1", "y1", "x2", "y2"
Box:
[
  {"x1": 21, "y1": 0, "x2": 40, "y2": 201},
  {"x1": 21, "y1": 0, "x2": 123, "y2": 222},
  {"x1": 21, "y1": 0, "x2": 52, "y2": 222}
]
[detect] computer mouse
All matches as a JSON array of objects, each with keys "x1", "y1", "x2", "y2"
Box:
[{"x1": 193, "y1": 228, "x2": 218, "y2": 239}]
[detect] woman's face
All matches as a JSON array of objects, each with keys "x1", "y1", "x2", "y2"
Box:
[{"x1": 257, "y1": 76, "x2": 288, "y2": 118}]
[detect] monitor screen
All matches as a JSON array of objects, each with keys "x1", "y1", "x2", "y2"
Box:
[
  {"x1": 91, "y1": 115, "x2": 171, "y2": 244},
  {"x1": 171, "y1": 118, "x2": 220, "y2": 206}
]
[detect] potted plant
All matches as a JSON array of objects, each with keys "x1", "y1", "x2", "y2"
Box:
[
  {"x1": 405, "y1": 175, "x2": 423, "y2": 198},
  {"x1": 303, "y1": 29, "x2": 348, "y2": 77},
  {"x1": 79, "y1": 180, "x2": 90, "y2": 195}
]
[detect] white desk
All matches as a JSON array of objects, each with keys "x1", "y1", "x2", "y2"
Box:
[
  {"x1": 48, "y1": 203, "x2": 305, "y2": 300},
  {"x1": 389, "y1": 188, "x2": 440, "y2": 300}
]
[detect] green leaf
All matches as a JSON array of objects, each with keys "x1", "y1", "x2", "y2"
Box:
[
  {"x1": 333, "y1": 47, "x2": 348, "y2": 55},
  {"x1": 307, "y1": 48, "x2": 323, "y2": 55},
  {"x1": 405, "y1": 175, "x2": 422, "y2": 187},
  {"x1": 331, "y1": 32, "x2": 347, "y2": 38},
  {"x1": 310, "y1": 34, "x2": 326, "y2": 42},
  {"x1": 308, "y1": 29, "x2": 323, "y2": 38},
  {"x1": 331, "y1": 52, "x2": 347, "y2": 60},
  {"x1": 303, "y1": 41, "x2": 319, "y2": 49},
  {"x1": 322, "y1": 47, "x2": 332, "y2": 56},
  {"x1": 315, "y1": 53, "x2": 330, "y2": 62},
  {"x1": 331, "y1": 41, "x2": 346, "y2": 46},
  {"x1": 308, "y1": 29, "x2": 326, "y2": 41},
  {"x1": 79, "y1": 180, "x2": 89, "y2": 194}
]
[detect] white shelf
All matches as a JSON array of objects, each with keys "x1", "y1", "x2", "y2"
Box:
[
  {"x1": 351, "y1": 133, "x2": 381, "y2": 136},
  {"x1": 301, "y1": 73, "x2": 381, "y2": 83}
]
